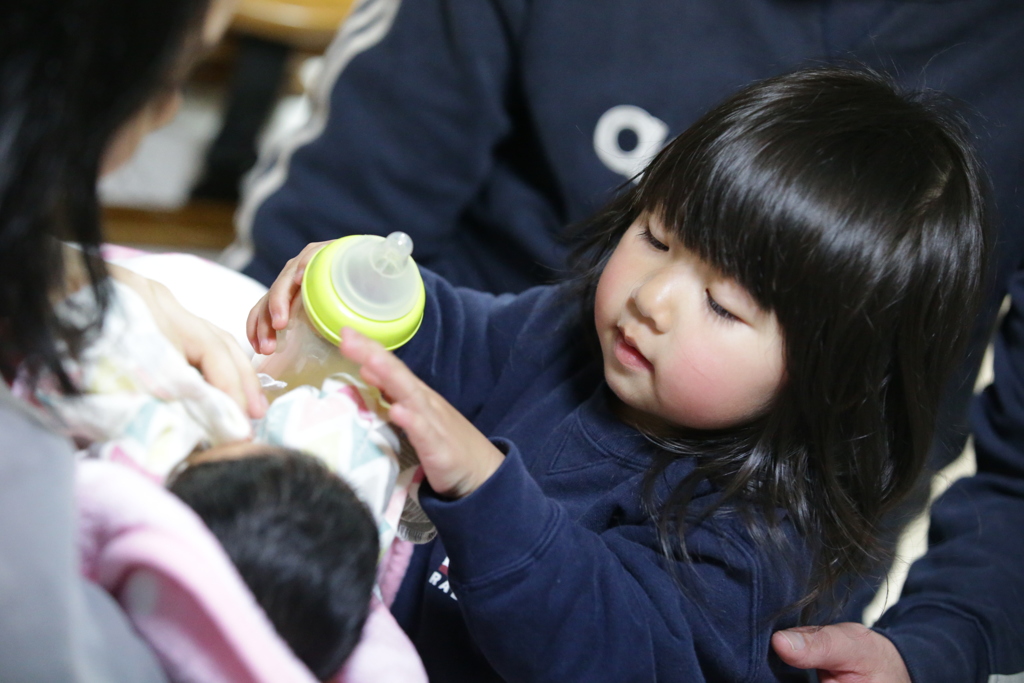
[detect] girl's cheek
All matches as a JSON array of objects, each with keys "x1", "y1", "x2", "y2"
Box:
[
  {"x1": 659, "y1": 345, "x2": 773, "y2": 430},
  {"x1": 659, "y1": 347, "x2": 730, "y2": 427}
]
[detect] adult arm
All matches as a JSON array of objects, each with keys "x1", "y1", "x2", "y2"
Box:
[
  {"x1": 61, "y1": 242, "x2": 266, "y2": 418},
  {"x1": 0, "y1": 392, "x2": 168, "y2": 683},
  {"x1": 236, "y1": 0, "x2": 531, "y2": 289},
  {"x1": 107, "y1": 263, "x2": 266, "y2": 418}
]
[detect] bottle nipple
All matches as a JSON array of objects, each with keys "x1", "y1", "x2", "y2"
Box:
[
  {"x1": 331, "y1": 231, "x2": 420, "y2": 321},
  {"x1": 371, "y1": 232, "x2": 414, "y2": 276}
]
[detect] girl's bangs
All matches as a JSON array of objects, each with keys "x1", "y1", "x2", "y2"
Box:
[{"x1": 636, "y1": 137, "x2": 786, "y2": 311}]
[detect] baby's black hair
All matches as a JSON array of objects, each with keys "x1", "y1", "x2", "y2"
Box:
[
  {"x1": 571, "y1": 65, "x2": 989, "y2": 617},
  {"x1": 169, "y1": 448, "x2": 379, "y2": 681}
]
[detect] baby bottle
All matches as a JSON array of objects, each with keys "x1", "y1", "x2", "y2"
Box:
[{"x1": 253, "y1": 231, "x2": 425, "y2": 401}]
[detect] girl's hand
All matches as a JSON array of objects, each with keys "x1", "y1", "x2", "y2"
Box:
[
  {"x1": 247, "y1": 241, "x2": 333, "y2": 355},
  {"x1": 340, "y1": 327, "x2": 505, "y2": 499},
  {"x1": 110, "y1": 264, "x2": 267, "y2": 419}
]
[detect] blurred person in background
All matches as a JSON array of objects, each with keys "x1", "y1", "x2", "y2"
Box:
[{"x1": 230, "y1": 1, "x2": 1024, "y2": 680}]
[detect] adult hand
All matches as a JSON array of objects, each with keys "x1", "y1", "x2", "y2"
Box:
[
  {"x1": 339, "y1": 327, "x2": 505, "y2": 498},
  {"x1": 772, "y1": 623, "x2": 911, "y2": 683},
  {"x1": 110, "y1": 264, "x2": 267, "y2": 419},
  {"x1": 246, "y1": 240, "x2": 333, "y2": 355}
]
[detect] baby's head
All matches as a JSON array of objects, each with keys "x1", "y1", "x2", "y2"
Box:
[
  {"x1": 168, "y1": 445, "x2": 379, "y2": 681},
  {"x1": 576, "y1": 66, "x2": 988, "y2": 610}
]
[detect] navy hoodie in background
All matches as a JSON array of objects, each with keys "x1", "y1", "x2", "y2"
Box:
[{"x1": 237, "y1": 2, "x2": 1024, "y2": 678}]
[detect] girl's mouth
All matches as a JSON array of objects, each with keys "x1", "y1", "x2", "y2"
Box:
[{"x1": 614, "y1": 329, "x2": 654, "y2": 372}]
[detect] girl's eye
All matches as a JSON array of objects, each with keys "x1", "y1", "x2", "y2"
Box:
[
  {"x1": 640, "y1": 227, "x2": 669, "y2": 252},
  {"x1": 705, "y1": 290, "x2": 738, "y2": 321}
]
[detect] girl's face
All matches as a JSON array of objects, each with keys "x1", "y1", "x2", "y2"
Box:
[{"x1": 594, "y1": 214, "x2": 785, "y2": 433}]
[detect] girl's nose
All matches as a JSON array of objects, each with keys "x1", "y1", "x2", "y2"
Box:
[{"x1": 632, "y1": 268, "x2": 677, "y2": 332}]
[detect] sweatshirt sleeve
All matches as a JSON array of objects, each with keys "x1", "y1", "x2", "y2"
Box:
[
  {"x1": 239, "y1": 0, "x2": 530, "y2": 289},
  {"x1": 419, "y1": 441, "x2": 804, "y2": 683},
  {"x1": 873, "y1": 275, "x2": 1024, "y2": 682},
  {"x1": 0, "y1": 402, "x2": 168, "y2": 683},
  {"x1": 397, "y1": 269, "x2": 580, "y2": 424}
]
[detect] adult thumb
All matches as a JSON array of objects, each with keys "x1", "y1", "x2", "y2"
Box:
[{"x1": 771, "y1": 623, "x2": 910, "y2": 682}]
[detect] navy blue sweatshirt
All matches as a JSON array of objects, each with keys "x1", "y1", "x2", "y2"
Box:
[{"x1": 391, "y1": 271, "x2": 807, "y2": 682}]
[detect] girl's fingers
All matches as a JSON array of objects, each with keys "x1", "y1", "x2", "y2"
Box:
[
  {"x1": 266, "y1": 276, "x2": 295, "y2": 330},
  {"x1": 339, "y1": 328, "x2": 422, "y2": 401},
  {"x1": 266, "y1": 241, "x2": 331, "y2": 330},
  {"x1": 256, "y1": 300, "x2": 280, "y2": 354},
  {"x1": 388, "y1": 401, "x2": 433, "y2": 442},
  {"x1": 338, "y1": 326, "x2": 381, "y2": 365},
  {"x1": 248, "y1": 300, "x2": 277, "y2": 355},
  {"x1": 248, "y1": 241, "x2": 331, "y2": 353},
  {"x1": 338, "y1": 327, "x2": 505, "y2": 498},
  {"x1": 246, "y1": 293, "x2": 271, "y2": 353},
  {"x1": 366, "y1": 352, "x2": 424, "y2": 406}
]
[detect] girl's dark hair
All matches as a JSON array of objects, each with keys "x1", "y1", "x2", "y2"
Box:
[
  {"x1": 0, "y1": 0, "x2": 211, "y2": 390},
  {"x1": 169, "y1": 448, "x2": 380, "y2": 681},
  {"x1": 571, "y1": 66, "x2": 989, "y2": 616}
]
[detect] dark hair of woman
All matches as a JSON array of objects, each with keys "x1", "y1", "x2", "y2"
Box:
[
  {"x1": 570, "y1": 66, "x2": 989, "y2": 617},
  {"x1": 0, "y1": 0, "x2": 211, "y2": 391}
]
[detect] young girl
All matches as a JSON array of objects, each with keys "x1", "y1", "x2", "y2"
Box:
[{"x1": 251, "y1": 66, "x2": 988, "y2": 682}]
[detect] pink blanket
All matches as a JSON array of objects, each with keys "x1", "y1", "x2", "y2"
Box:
[{"x1": 75, "y1": 458, "x2": 425, "y2": 683}]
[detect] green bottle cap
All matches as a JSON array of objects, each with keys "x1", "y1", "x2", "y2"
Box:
[{"x1": 301, "y1": 233, "x2": 425, "y2": 350}]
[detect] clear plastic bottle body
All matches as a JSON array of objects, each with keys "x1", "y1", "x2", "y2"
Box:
[
  {"x1": 252, "y1": 296, "x2": 360, "y2": 402},
  {"x1": 252, "y1": 232, "x2": 424, "y2": 402}
]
